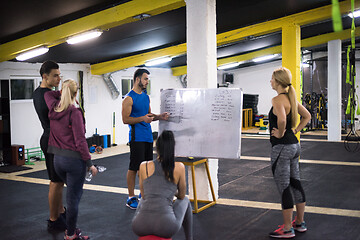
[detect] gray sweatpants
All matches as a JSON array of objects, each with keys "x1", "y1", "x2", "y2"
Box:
[
  {"x1": 132, "y1": 196, "x2": 193, "y2": 240},
  {"x1": 271, "y1": 143, "x2": 306, "y2": 209}
]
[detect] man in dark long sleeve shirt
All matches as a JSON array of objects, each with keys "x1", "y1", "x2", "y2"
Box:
[{"x1": 33, "y1": 60, "x2": 66, "y2": 230}]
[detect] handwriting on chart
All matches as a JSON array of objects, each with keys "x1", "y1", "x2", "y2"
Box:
[
  {"x1": 211, "y1": 90, "x2": 234, "y2": 122},
  {"x1": 164, "y1": 93, "x2": 184, "y2": 123}
]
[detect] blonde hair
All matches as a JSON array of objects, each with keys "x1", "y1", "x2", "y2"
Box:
[
  {"x1": 55, "y1": 79, "x2": 78, "y2": 112},
  {"x1": 272, "y1": 67, "x2": 298, "y2": 128}
]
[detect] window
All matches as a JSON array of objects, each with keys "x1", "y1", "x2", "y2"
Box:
[
  {"x1": 122, "y1": 78, "x2": 132, "y2": 97},
  {"x1": 10, "y1": 79, "x2": 35, "y2": 100},
  {"x1": 122, "y1": 78, "x2": 151, "y2": 98}
]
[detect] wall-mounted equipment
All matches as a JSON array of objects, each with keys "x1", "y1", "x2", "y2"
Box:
[{"x1": 223, "y1": 73, "x2": 234, "y2": 84}]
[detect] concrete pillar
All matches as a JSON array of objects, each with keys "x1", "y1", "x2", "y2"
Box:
[
  {"x1": 327, "y1": 40, "x2": 342, "y2": 141},
  {"x1": 186, "y1": 0, "x2": 218, "y2": 200},
  {"x1": 186, "y1": 0, "x2": 217, "y2": 89}
]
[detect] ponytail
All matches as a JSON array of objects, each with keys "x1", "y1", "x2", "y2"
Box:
[
  {"x1": 288, "y1": 85, "x2": 298, "y2": 128},
  {"x1": 55, "y1": 79, "x2": 78, "y2": 112},
  {"x1": 156, "y1": 130, "x2": 175, "y2": 182},
  {"x1": 272, "y1": 67, "x2": 298, "y2": 128}
]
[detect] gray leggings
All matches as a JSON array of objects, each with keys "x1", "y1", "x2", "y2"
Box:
[
  {"x1": 132, "y1": 196, "x2": 193, "y2": 240},
  {"x1": 54, "y1": 155, "x2": 86, "y2": 236},
  {"x1": 271, "y1": 143, "x2": 306, "y2": 209}
]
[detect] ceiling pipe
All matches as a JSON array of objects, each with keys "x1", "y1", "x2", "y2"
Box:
[{"x1": 102, "y1": 73, "x2": 120, "y2": 99}]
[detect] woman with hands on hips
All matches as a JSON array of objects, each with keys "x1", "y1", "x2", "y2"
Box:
[{"x1": 268, "y1": 67, "x2": 311, "y2": 239}]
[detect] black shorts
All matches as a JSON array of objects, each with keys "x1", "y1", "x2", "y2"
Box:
[
  {"x1": 129, "y1": 141, "x2": 153, "y2": 171},
  {"x1": 40, "y1": 134, "x2": 63, "y2": 183}
]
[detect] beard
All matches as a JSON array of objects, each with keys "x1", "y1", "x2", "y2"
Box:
[{"x1": 138, "y1": 81, "x2": 147, "y2": 91}]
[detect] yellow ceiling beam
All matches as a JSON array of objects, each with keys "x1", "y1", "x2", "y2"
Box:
[
  {"x1": 92, "y1": 0, "x2": 358, "y2": 75},
  {"x1": 171, "y1": 46, "x2": 282, "y2": 76},
  {"x1": 171, "y1": 26, "x2": 360, "y2": 76},
  {"x1": 302, "y1": 27, "x2": 360, "y2": 48},
  {"x1": 217, "y1": 46, "x2": 282, "y2": 66},
  {"x1": 91, "y1": 43, "x2": 187, "y2": 75},
  {"x1": 0, "y1": 0, "x2": 185, "y2": 62},
  {"x1": 216, "y1": 0, "x2": 358, "y2": 46}
]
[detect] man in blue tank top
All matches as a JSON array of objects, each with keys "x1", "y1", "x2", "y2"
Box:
[{"x1": 122, "y1": 68, "x2": 169, "y2": 209}]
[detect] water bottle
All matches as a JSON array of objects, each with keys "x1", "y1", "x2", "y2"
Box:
[
  {"x1": 96, "y1": 165, "x2": 106, "y2": 172},
  {"x1": 85, "y1": 165, "x2": 106, "y2": 182},
  {"x1": 85, "y1": 170, "x2": 93, "y2": 182}
]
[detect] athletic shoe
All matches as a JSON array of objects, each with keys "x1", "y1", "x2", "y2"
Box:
[
  {"x1": 269, "y1": 225, "x2": 295, "y2": 238},
  {"x1": 47, "y1": 217, "x2": 67, "y2": 231},
  {"x1": 60, "y1": 207, "x2": 67, "y2": 221},
  {"x1": 64, "y1": 228, "x2": 90, "y2": 240},
  {"x1": 292, "y1": 219, "x2": 307, "y2": 232},
  {"x1": 126, "y1": 196, "x2": 138, "y2": 209}
]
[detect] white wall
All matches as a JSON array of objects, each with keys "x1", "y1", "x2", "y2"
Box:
[
  {"x1": 0, "y1": 61, "x2": 49, "y2": 148},
  {"x1": 0, "y1": 62, "x2": 181, "y2": 149},
  {"x1": 2, "y1": 53, "x2": 359, "y2": 149},
  {"x1": 84, "y1": 67, "x2": 182, "y2": 145},
  {"x1": 218, "y1": 60, "x2": 281, "y2": 115}
]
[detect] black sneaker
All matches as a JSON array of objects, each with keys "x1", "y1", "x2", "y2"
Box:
[
  {"x1": 47, "y1": 217, "x2": 67, "y2": 231},
  {"x1": 60, "y1": 207, "x2": 67, "y2": 221}
]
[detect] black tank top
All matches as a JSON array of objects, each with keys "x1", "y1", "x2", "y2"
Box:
[{"x1": 268, "y1": 106, "x2": 298, "y2": 146}]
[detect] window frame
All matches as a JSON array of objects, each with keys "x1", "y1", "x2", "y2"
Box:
[
  {"x1": 121, "y1": 78, "x2": 151, "y2": 98},
  {"x1": 9, "y1": 76, "x2": 41, "y2": 102}
]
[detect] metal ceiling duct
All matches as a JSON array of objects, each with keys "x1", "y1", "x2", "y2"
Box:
[{"x1": 102, "y1": 73, "x2": 120, "y2": 99}]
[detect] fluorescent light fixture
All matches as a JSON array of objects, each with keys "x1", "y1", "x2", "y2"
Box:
[
  {"x1": 348, "y1": 10, "x2": 360, "y2": 18},
  {"x1": 145, "y1": 56, "x2": 172, "y2": 66},
  {"x1": 16, "y1": 47, "x2": 49, "y2": 61},
  {"x1": 252, "y1": 54, "x2": 278, "y2": 63},
  {"x1": 302, "y1": 62, "x2": 310, "y2": 68},
  {"x1": 66, "y1": 30, "x2": 102, "y2": 44},
  {"x1": 133, "y1": 14, "x2": 152, "y2": 20},
  {"x1": 217, "y1": 62, "x2": 240, "y2": 70}
]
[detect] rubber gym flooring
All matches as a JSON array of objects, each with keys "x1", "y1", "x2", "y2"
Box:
[{"x1": 1, "y1": 134, "x2": 360, "y2": 240}]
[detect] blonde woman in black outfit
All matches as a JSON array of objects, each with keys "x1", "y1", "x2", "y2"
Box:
[{"x1": 268, "y1": 67, "x2": 311, "y2": 238}]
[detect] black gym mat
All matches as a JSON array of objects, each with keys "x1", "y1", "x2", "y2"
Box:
[
  {"x1": 2, "y1": 179, "x2": 360, "y2": 240},
  {"x1": 0, "y1": 165, "x2": 32, "y2": 173},
  {"x1": 2, "y1": 137, "x2": 360, "y2": 239},
  {"x1": 19, "y1": 153, "x2": 156, "y2": 189}
]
